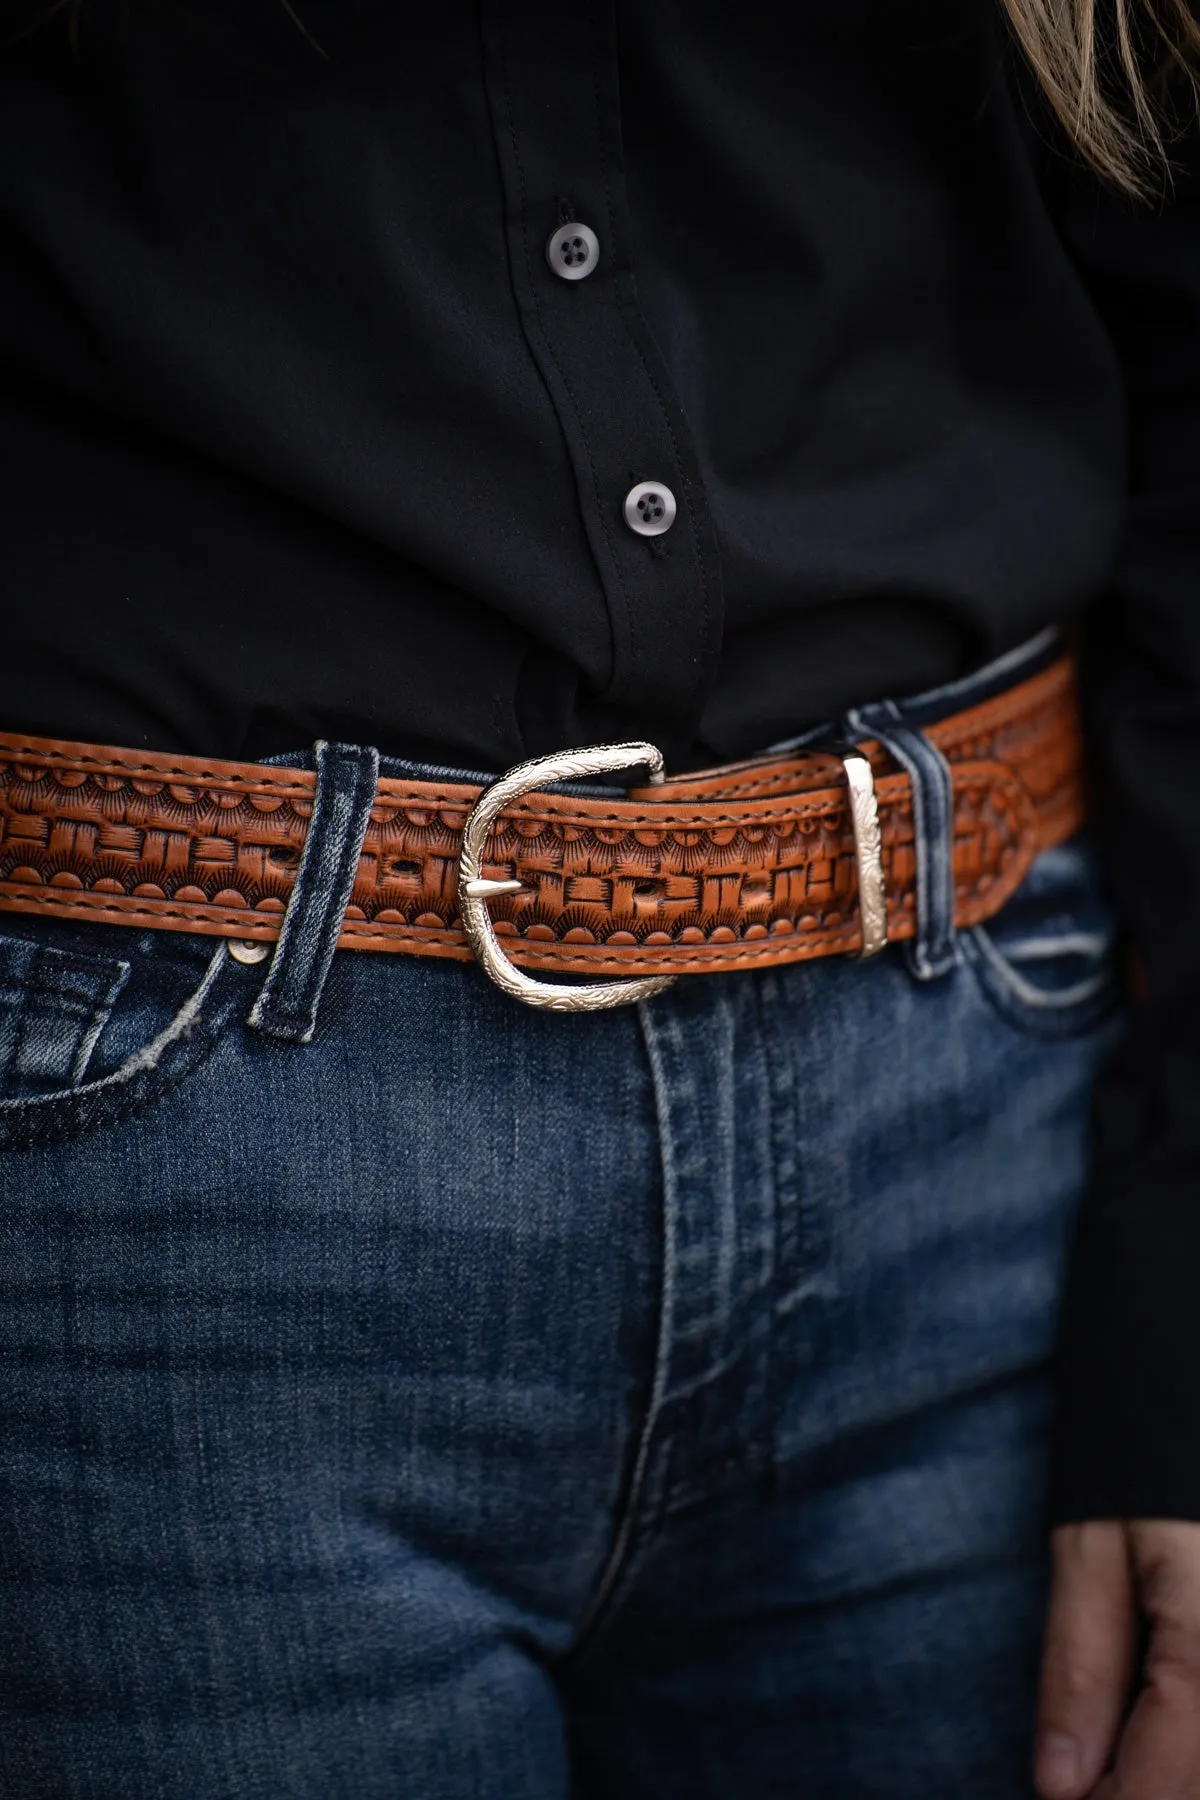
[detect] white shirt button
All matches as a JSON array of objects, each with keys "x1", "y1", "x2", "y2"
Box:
[
  {"x1": 623, "y1": 481, "x2": 677, "y2": 537},
  {"x1": 546, "y1": 222, "x2": 600, "y2": 281}
]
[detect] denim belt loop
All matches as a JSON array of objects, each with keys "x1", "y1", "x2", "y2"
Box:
[
  {"x1": 843, "y1": 700, "x2": 958, "y2": 982},
  {"x1": 248, "y1": 741, "x2": 380, "y2": 1044}
]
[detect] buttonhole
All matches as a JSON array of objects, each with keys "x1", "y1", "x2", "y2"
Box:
[
  {"x1": 268, "y1": 847, "x2": 302, "y2": 870},
  {"x1": 633, "y1": 880, "x2": 665, "y2": 903}
]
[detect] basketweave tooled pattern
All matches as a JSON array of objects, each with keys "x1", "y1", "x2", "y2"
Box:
[
  {"x1": 0, "y1": 759, "x2": 314, "y2": 923},
  {"x1": 0, "y1": 656, "x2": 1082, "y2": 975},
  {"x1": 0, "y1": 757, "x2": 1063, "y2": 973}
]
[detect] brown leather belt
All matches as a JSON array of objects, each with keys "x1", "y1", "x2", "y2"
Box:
[{"x1": 0, "y1": 656, "x2": 1082, "y2": 989}]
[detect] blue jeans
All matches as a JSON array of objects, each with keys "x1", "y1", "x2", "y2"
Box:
[{"x1": 0, "y1": 645, "x2": 1122, "y2": 1798}]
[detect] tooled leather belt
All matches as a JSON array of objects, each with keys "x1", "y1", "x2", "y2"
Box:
[{"x1": 0, "y1": 655, "x2": 1082, "y2": 1006}]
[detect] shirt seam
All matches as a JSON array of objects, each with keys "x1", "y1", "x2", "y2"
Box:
[{"x1": 495, "y1": 12, "x2": 637, "y2": 699}]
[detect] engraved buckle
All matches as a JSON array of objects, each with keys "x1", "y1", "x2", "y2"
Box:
[{"x1": 457, "y1": 742, "x2": 678, "y2": 1012}]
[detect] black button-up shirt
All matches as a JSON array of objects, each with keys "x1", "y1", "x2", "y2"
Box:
[{"x1": 2, "y1": 0, "x2": 1199, "y2": 1519}]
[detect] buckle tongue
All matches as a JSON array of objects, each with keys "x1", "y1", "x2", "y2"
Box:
[{"x1": 457, "y1": 742, "x2": 678, "y2": 1012}]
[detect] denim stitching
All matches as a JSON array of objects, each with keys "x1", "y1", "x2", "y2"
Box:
[
  {"x1": 966, "y1": 924, "x2": 1113, "y2": 1011},
  {"x1": 560, "y1": 993, "x2": 682, "y2": 1657},
  {"x1": 249, "y1": 744, "x2": 379, "y2": 1045},
  {"x1": 0, "y1": 943, "x2": 237, "y2": 1151}
]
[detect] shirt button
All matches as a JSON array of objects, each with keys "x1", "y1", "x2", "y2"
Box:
[
  {"x1": 623, "y1": 481, "x2": 677, "y2": 537},
  {"x1": 546, "y1": 222, "x2": 600, "y2": 281}
]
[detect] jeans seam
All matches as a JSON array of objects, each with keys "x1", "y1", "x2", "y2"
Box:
[
  {"x1": 556, "y1": 994, "x2": 679, "y2": 1663},
  {"x1": 0, "y1": 943, "x2": 238, "y2": 1151},
  {"x1": 963, "y1": 923, "x2": 1115, "y2": 1014},
  {"x1": 68, "y1": 960, "x2": 133, "y2": 1086}
]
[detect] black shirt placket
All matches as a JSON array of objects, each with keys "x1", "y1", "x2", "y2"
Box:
[{"x1": 479, "y1": 0, "x2": 724, "y2": 765}]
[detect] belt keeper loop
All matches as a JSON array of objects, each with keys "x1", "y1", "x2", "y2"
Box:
[
  {"x1": 844, "y1": 700, "x2": 957, "y2": 981},
  {"x1": 840, "y1": 749, "x2": 888, "y2": 959},
  {"x1": 247, "y1": 741, "x2": 379, "y2": 1044},
  {"x1": 811, "y1": 738, "x2": 888, "y2": 959}
]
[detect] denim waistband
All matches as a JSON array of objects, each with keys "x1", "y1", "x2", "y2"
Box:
[{"x1": 250, "y1": 627, "x2": 1064, "y2": 1041}]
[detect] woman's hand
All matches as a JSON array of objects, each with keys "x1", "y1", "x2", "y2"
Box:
[{"x1": 1036, "y1": 1519, "x2": 1200, "y2": 1798}]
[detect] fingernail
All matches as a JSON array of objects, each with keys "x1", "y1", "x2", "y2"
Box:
[{"x1": 1035, "y1": 1729, "x2": 1080, "y2": 1797}]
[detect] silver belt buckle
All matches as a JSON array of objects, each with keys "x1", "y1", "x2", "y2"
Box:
[
  {"x1": 457, "y1": 742, "x2": 677, "y2": 1012},
  {"x1": 458, "y1": 738, "x2": 888, "y2": 1011}
]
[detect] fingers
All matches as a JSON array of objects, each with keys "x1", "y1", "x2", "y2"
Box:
[
  {"x1": 1035, "y1": 1521, "x2": 1136, "y2": 1800},
  {"x1": 1095, "y1": 1519, "x2": 1200, "y2": 1800}
]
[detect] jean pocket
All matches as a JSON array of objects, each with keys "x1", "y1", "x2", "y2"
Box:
[
  {"x1": 0, "y1": 933, "x2": 131, "y2": 1099},
  {"x1": 958, "y1": 835, "x2": 1121, "y2": 1041},
  {"x1": 0, "y1": 916, "x2": 251, "y2": 1151}
]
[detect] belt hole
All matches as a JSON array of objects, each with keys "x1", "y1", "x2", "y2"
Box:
[
  {"x1": 633, "y1": 880, "x2": 665, "y2": 908},
  {"x1": 383, "y1": 858, "x2": 423, "y2": 883}
]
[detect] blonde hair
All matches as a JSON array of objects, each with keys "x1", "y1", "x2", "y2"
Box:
[{"x1": 1000, "y1": 0, "x2": 1200, "y2": 192}]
